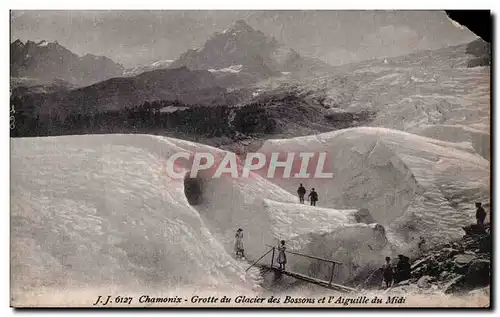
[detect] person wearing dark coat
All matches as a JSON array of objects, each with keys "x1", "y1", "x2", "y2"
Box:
[
  {"x1": 308, "y1": 188, "x2": 318, "y2": 206},
  {"x1": 297, "y1": 184, "x2": 306, "y2": 204},
  {"x1": 476, "y1": 202, "x2": 487, "y2": 226},
  {"x1": 394, "y1": 254, "x2": 411, "y2": 283}
]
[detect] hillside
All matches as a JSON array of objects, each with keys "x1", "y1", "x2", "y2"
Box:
[{"x1": 12, "y1": 66, "x2": 251, "y2": 117}]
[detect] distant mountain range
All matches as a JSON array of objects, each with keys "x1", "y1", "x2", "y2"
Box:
[
  {"x1": 11, "y1": 20, "x2": 333, "y2": 89},
  {"x1": 10, "y1": 19, "x2": 337, "y2": 117},
  {"x1": 10, "y1": 19, "x2": 490, "y2": 129},
  {"x1": 10, "y1": 39, "x2": 124, "y2": 87}
]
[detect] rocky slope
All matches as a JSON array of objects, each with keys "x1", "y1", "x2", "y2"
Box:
[
  {"x1": 408, "y1": 223, "x2": 491, "y2": 294},
  {"x1": 358, "y1": 222, "x2": 491, "y2": 295}
]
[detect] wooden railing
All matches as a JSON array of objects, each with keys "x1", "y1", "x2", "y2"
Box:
[
  {"x1": 245, "y1": 247, "x2": 273, "y2": 272},
  {"x1": 247, "y1": 244, "x2": 343, "y2": 286}
]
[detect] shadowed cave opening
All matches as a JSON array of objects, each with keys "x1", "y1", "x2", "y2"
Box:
[{"x1": 184, "y1": 174, "x2": 205, "y2": 206}]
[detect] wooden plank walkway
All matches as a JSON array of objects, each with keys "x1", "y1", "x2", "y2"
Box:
[
  {"x1": 256, "y1": 263, "x2": 357, "y2": 293},
  {"x1": 244, "y1": 245, "x2": 356, "y2": 293}
]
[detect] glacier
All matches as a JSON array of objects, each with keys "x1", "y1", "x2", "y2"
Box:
[{"x1": 10, "y1": 125, "x2": 490, "y2": 306}]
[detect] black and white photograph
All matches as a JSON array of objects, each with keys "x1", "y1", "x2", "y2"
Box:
[{"x1": 8, "y1": 8, "x2": 492, "y2": 308}]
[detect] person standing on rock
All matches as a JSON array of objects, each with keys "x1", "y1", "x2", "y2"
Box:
[
  {"x1": 383, "y1": 257, "x2": 394, "y2": 289},
  {"x1": 277, "y1": 240, "x2": 287, "y2": 270},
  {"x1": 476, "y1": 202, "x2": 487, "y2": 226},
  {"x1": 235, "y1": 228, "x2": 245, "y2": 259},
  {"x1": 297, "y1": 184, "x2": 306, "y2": 204},
  {"x1": 308, "y1": 188, "x2": 318, "y2": 206}
]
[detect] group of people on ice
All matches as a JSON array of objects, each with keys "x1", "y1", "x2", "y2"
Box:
[
  {"x1": 233, "y1": 183, "x2": 319, "y2": 267},
  {"x1": 235, "y1": 198, "x2": 489, "y2": 289},
  {"x1": 297, "y1": 184, "x2": 319, "y2": 206},
  {"x1": 234, "y1": 228, "x2": 287, "y2": 270}
]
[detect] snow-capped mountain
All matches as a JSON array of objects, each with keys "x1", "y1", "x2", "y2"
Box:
[
  {"x1": 169, "y1": 20, "x2": 333, "y2": 81},
  {"x1": 124, "y1": 59, "x2": 174, "y2": 76},
  {"x1": 10, "y1": 39, "x2": 124, "y2": 86}
]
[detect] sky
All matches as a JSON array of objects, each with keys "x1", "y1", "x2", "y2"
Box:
[{"x1": 10, "y1": 10, "x2": 477, "y2": 68}]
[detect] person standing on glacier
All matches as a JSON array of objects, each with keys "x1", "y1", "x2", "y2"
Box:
[
  {"x1": 235, "y1": 228, "x2": 245, "y2": 258},
  {"x1": 277, "y1": 240, "x2": 287, "y2": 270},
  {"x1": 308, "y1": 188, "x2": 318, "y2": 206},
  {"x1": 418, "y1": 236, "x2": 426, "y2": 251},
  {"x1": 476, "y1": 202, "x2": 487, "y2": 226},
  {"x1": 297, "y1": 184, "x2": 306, "y2": 204}
]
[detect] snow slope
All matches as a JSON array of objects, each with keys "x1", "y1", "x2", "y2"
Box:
[
  {"x1": 10, "y1": 126, "x2": 490, "y2": 303},
  {"x1": 11, "y1": 133, "x2": 381, "y2": 303},
  {"x1": 257, "y1": 127, "x2": 490, "y2": 248},
  {"x1": 280, "y1": 44, "x2": 490, "y2": 159},
  {"x1": 365, "y1": 64, "x2": 490, "y2": 159},
  {"x1": 10, "y1": 135, "x2": 256, "y2": 302},
  {"x1": 410, "y1": 124, "x2": 490, "y2": 160}
]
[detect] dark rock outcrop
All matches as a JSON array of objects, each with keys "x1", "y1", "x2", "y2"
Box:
[
  {"x1": 444, "y1": 275, "x2": 466, "y2": 294},
  {"x1": 410, "y1": 223, "x2": 491, "y2": 294},
  {"x1": 462, "y1": 223, "x2": 489, "y2": 235},
  {"x1": 465, "y1": 259, "x2": 490, "y2": 287}
]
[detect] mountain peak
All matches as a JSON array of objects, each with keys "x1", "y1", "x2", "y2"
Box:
[
  {"x1": 12, "y1": 39, "x2": 24, "y2": 46},
  {"x1": 169, "y1": 19, "x2": 332, "y2": 80}
]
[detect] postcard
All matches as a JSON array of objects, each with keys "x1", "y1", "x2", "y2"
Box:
[{"x1": 10, "y1": 9, "x2": 491, "y2": 308}]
